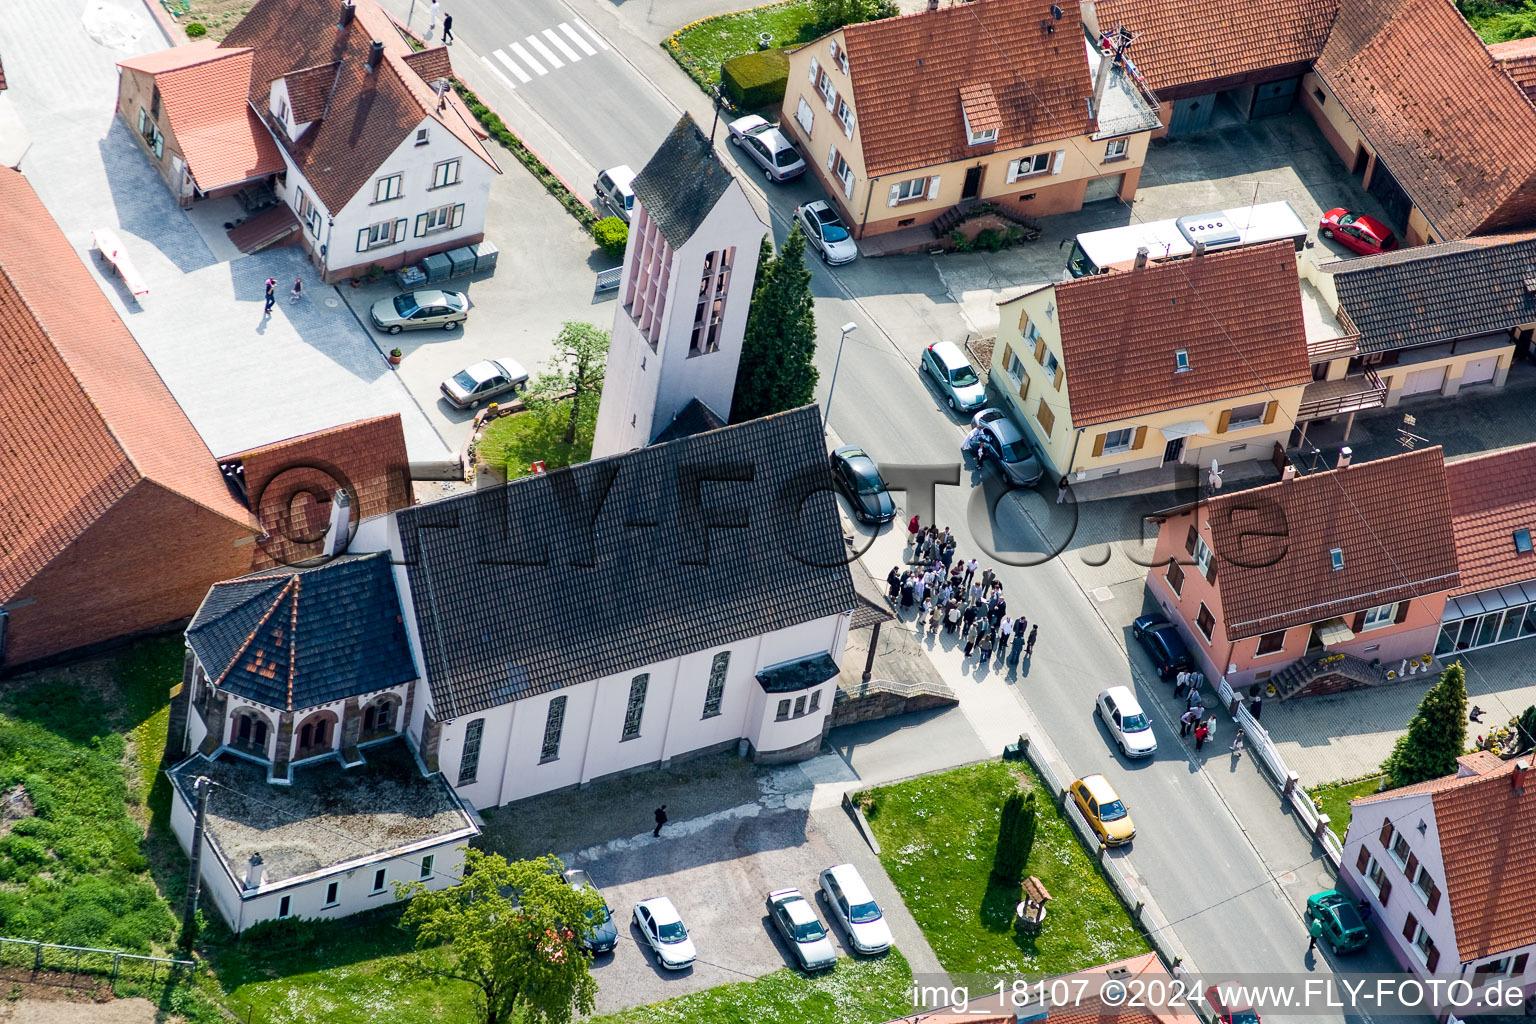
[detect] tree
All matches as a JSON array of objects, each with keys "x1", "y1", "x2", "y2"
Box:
[
  {"x1": 529, "y1": 322, "x2": 609, "y2": 445},
  {"x1": 809, "y1": 0, "x2": 899, "y2": 30},
  {"x1": 1381, "y1": 663, "x2": 1468, "y2": 787},
  {"x1": 989, "y1": 790, "x2": 1038, "y2": 886},
  {"x1": 732, "y1": 226, "x2": 818, "y2": 422},
  {"x1": 397, "y1": 849, "x2": 603, "y2": 1024}
]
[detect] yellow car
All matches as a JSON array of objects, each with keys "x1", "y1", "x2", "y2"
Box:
[{"x1": 1070, "y1": 774, "x2": 1136, "y2": 846}]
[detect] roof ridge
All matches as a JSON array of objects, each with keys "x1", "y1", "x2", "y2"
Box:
[{"x1": 286, "y1": 573, "x2": 300, "y2": 711}]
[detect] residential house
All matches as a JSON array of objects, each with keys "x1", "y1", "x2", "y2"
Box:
[
  {"x1": 1297, "y1": 237, "x2": 1533, "y2": 418},
  {"x1": 778, "y1": 0, "x2": 1161, "y2": 240},
  {"x1": 990, "y1": 242, "x2": 1311, "y2": 487},
  {"x1": 593, "y1": 114, "x2": 768, "y2": 458},
  {"x1": 1343, "y1": 753, "x2": 1536, "y2": 991},
  {"x1": 1439, "y1": 444, "x2": 1536, "y2": 657},
  {"x1": 1145, "y1": 447, "x2": 1460, "y2": 698},
  {"x1": 118, "y1": 0, "x2": 501, "y2": 280}
]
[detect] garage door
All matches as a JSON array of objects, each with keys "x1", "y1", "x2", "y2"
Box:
[
  {"x1": 1402, "y1": 366, "x2": 1447, "y2": 396},
  {"x1": 1084, "y1": 173, "x2": 1123, "y2": 204},
  {"x1": 1462, "y1": 356, "x2": 1498, "y2": 386}
]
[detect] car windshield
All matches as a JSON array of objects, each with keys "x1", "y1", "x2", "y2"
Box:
[
  {"x1": 1330, "y1": 901, "x2": 1364, "y2": 932},
  {"x1": 392, "y1": 294, "x2": 417, "y2": 315},
  {"x1": 997, "y1": 440, "x2": 1031, "y2": 463},
  {"x1": 586, "y1": 904, "x2": 610, "y2": 926},
  {"x1": 1098, "y1": 799, "x2": 1129, "y2": 822},
  {"x1": 793, "y1": 917, "x2": 826, "y2": 942},
  {"x1": 949, "y1": 366, "x2": 980, "y2": 387},
  {"x1": 657, "y1": 921, "x2": 688, "y2": 943},
  {"x1": 775, "y1": 148, "x2": 800, "y2": 167},
  {"x1": 1121, "y1": 713, "x2": 1150, "y2": 732},
  {"x1": 452, "y1": 370, "x2": 478, "y2": 391},
  {"x1": 849, "y1": 901, "x2": 883, "y2": 924},
  {"x1": 850, "y1": 463, "x2": 885, "y2": 495},
  {"x1": 1338, "y1": 212, "x2": 1359, "y2": 226}
]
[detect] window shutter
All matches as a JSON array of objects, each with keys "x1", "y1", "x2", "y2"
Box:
[
  {"x1": 1034, "y1": 338, "x2": 1047, "y2": 363},
  {"x1": 1053, "y1": 364, "x2": 1063, "y2": 390},
  {"x1": 1007, "y1": 159, "x2": 1021, "y2": 183},
  {"x1": 1378, "y1": 876, "x2": 1391, "y2": 904},
  {"x1": 829, "y1": 40, "x2": 838, "y2": 58},
  {"x1": 844, "y1": 111, "x2": 855, "y2": 139},
  {"x1": 1052, "y1": 149, "x2": 1065, "y2": 174},
  {"x1": 1018, "y1": 375, "x2": 1030, "y2": 400},
  {"x1": 888, "y1": 184, "x2": 900, "y2": 207},
  {"x1": 1185, "y1": 524, "x2": 1198, "y2": 555},
  {"x1": 1403, "y1": 914, "x2": 1419, "y2": 942},
  {"x1": 1092, "y1": 433, "x2": 1107, "y2": 457},
  {"x1": 1264, "y1": 400, "x2": 1279, "y2": 424},
  {"x1": 827, "y1": 142, "x2": 838, "y2": 172},
  {"x1": 825, "y1": 84, "x2": 837, "y2": 113},
  {"x1": 393, "y1": 218, "x2": 406, "y2": 243},
  {"x1": 138, "y1": 107, "x2": 147, "y2": 134},
  {"x1": 1353, "y1": 611, "x2": 1366, "y2": 633},
  {"x1": 357, "y1": 227, "x2": 369, "y2": 252},
  {"x1": 1426, "y1": 946, "x2": 1440, "y2": 973},
  {"x1": 1379, "y1": 819, "x2": 1394, "y2": 847},
  {"x1": 1002, "y1": 343, "x2": 1013, "y2": 367},
  {"x1": 1394, "y1": 601, "x2": 1410, "y2": 625},
  {"x1": 1203, "y1": 556, "x2": 1216, "y2": 585},
  {"x1": 1405, "y1": 853, "x2": 1418, "y2": 878},
  {"x1": 1216, "y1": 409, "x2": 1231, "y2": 433},
  {"x1": 1133, "y1": 425, "x2": 1148, "y2": 449},
  {"x1": 842, "y1": 170, "x2": 853, "y2": 199},
  {"x1": 414, "y1": 213, "x2": 428, "y2": 237},
  {"x1": 1512, "y1": 953, "x2": 1527, "y2": 975},
  {"x1": 451, "y1": 204, "x2": 464, "y2": 228},
  {"x1": 1357, "y1": 847, "x2": 1372, "y2": 873},
  {"x1": 154, "y1": 132, "x2": 164, "y2": 159},
  {"x1": 926, "y1": 175, "x2": 941, "y2": 200},
  {"x1": 809, "y1": 56, "x2": 819, "y2": 82},
  {"x1": 1427, "y1": 882, "x2": 1441, "y2": 913}
]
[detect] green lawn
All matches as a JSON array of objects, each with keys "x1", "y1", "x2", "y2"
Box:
[
  {"x1": 665, "y1": 0, "x2": 821, "y2": 89},
  {"x1": 586, "y1": 948, "x2": 914, "y2": 1024},
  {"x1": 1306, "y1": 776, "x2": 1386, "y2": 841},
  {"x1": 861, "y1": 762, "x2": 1149, "y2": 974},
  {"x1": 476, "y1": 397, "x2": 597, "y2": 480}
]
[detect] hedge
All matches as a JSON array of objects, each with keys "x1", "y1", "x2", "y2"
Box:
[{"x1": 721, "y1": 48, "x2": 790, "y2": 109}]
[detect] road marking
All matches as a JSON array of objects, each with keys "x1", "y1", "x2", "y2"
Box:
[
  {"x1": 543, "y1": 27, "x2": 581, "y2": 63},
  {"x1": 526, "y1": 33, "x2": 563, "y2": 68},
  {"x1": 559, "y1": 22, "x2": 597, "y2": 56},
  {"x1": 508, "y1": 40, "x2": 546, "y2": 76},
  {"x1": 493, "y1": 48, "x2": 532, "y2": 83},
  {"x1": 571, "y1": 15, "x2": 609, "y2": 50},
  {"x1": 481, "y1": 54, "x2": 519, "y2": 90}
]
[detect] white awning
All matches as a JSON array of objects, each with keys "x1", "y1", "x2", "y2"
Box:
[
  {"x1": 1316, "y1": 618, "x2": 1356, "y2": 646},
  {"x1": 1158, "y1": 420, "x2": 1208, "y2": 440}
]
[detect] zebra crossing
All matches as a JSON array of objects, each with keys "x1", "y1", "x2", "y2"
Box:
[{"x1": 479, "y1": 17, "x2": 609, "y2": 91}]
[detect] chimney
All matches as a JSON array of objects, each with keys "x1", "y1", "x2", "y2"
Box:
[
  {"x1": 1336, "y1": 446, "x2": 1352, "y2": 470},
  {"x1": 1091, "y1": 45, "x2": 1114, "y2": 119},
  {"x1": 1133, "y1": 246, "x2": 1148, "y2": 270},
  {"x1": 1079, "y1": 0, "x2": 1100, "y2": 36},
  {"x1": 1515, "y1": 759, "x2": 1531, "y2": 794},
  {"x1": 323, "y1": 488, "x2": 352, "y2": 558},
  {"x1": 928, "y1": 0, "x2": 939, "y2": 8},
  {"x1": 1193, "y1": 239, "x2": 1207, "y2": 257},
  {"x1": 338, "y1": 1, "x2": 355, "y2": 29},
  {"x1": 367, "y1": 40, "x2": 385, "y2": 71},
  {"x1": 1282, "y1": 465, "x2": 1297, "y2": 482},
  {"x1": 244, "y1": 853, "x2": 264, "y2": 891}
]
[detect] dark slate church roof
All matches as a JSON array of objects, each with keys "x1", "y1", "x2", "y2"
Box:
[
  {"x1": 631, "y1": 113, "x2": 735, "y2": 249},
  {"x1": 1325, "y1": 237, "x2": 1536, "y2": 354},
  {"x1": 396, "y1": 405, "x2": 858, "y2": 720},
  {"x1": 187, "y1": 553, "x2": 417, "y2": 712},
  {"x1": 652, "y1": 397, "x2": 727, "y2": 444}
]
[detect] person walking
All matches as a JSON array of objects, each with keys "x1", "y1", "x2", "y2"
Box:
[
  {"x1": 1186, "y1": 685, "x2": 1204, "y2": 713},
  {"x1": 979, "y1": 627, "x2": 995, "y2": 661},
  {"x1": 946, "y1": 599, "x2": 961, "y2": 634},
  {"x1": 429, "y1": 0, "x2": 441, "y2": 32},
  {"x1": 908, "y1": 514, "x2": 921, "y2": 547},
  {"x1": 442, "y1": 11, "x2": 453, "y2": 41},
  {"x1": 1056, "y1": 476, "x2": 1070, "y2": 505},
  {"x1": 964, "y1": 619, "x2": 981, "y2": 657},
  {"x1": 1230, "y1": 727, "x2": 1246, "y2": 755},
  {"x1": 289, "y1": 276, "x2": 303, "y2": 303},
  {"x1": 1194, "y1": 720, "x2": 1210, "y2": 751},
  {"x1": 928, "y1": 598, "x2": 944, "y2": 632},
  {"x1": 1250, "y1": 693, "x2": 1263, "y2": 721},
  {"x1": 1010, "y1": 619, "x2": 1027, "y2": 664},
  {"x1": 1025, "y1": 624, "x2": 1038, "y2": 657},
  {"x1": 980, "y1": 567, "x2": 996, "y2": 594},
  {"x1": 941, "y1": 540, "x2": 957, "y2": 569},
  {"x1": 997, "y1": 616, "x2": 1013, "y2": 656},
  {"x1": 1307, "y1": 916, "x2": 1323, "y2": 953},
  {"x1": 963, "y1": 558, "x2": 978, "y2": 589},
  {"x1": 1179, "y1": 708, "x2": 1196, "y2": 737},
  {"x1": 653, "y1": 805, "x2": 668, "y2": 837},
  {"x1": 263, "y1": 277, "x2": 276, "y2": 317}
]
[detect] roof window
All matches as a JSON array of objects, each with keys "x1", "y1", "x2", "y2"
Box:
[
  {"x1": 1517, "y1": 529, "x2": 1533, "y2": 553},
  {"x1": 1329, "y1": 547, "x2": 1344, "y2": 571},
  {"x1": 1174, "y1": 349, "x2": 1190, "y2": 372}
]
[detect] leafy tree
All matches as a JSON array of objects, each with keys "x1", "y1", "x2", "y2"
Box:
[
  {"x1": 529, "y1": 322, "x2": 609, "y2": 445},
  {"x1": 1381, "y1": 663, "x2": 1468, "y2": 787},
  {"x1": 397, "y1": 849, "x2": 603, "y2": 1024},
  {"x1": 809, "y1": 0, "x2": 899, "y2": 30},
  {"x1": 989, "y1": 791, "x2": 1038, "y2": 886},
  {"x1": 732, "y1": 226, "x2": 818, "y2": 422}
]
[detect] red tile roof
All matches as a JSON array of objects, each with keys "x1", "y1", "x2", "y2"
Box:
[
  {"x1": 118, "y1": 43, "x2": 285, "y2": 191},
  {"x1": 1093, "y1": 0, "x2": 1338, "y2": 94},
  {"x1": 1316, "y1": 0, "x2": 1536, "y2": 239},
  {"x1": 830, "y1": 0, "x2": 1096, "y2": 178},
  {"x1": 0, "y1": 168, "x2": 256, "y2": 603},
  {"x1": 1354, "y1": 751, "x2": 1506, "y2": 804},
  {"x1": 282, "y1": 63, "x2": 338, "y2": 124},
  {"x1": 1446, "y1": 444, "x2": 1536, "y2": 596},
  {"x1": 1200, "y1": 447, "x2": 1459, "y2": 640},
  {"x1": 1430, "y1": 757, "x2": 1536, "y2": 959},
  {"x1": 1489, "y1": 37, "x2": 1536, "y2": 102},
  {"x1": 221, "y1": 0, "x2": 496, "y2": 212},
  {"x1": 1049, "y1": 242, "x2": 1311, "y2": 426}
]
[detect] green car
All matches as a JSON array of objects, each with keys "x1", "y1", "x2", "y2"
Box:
[{"x1": 1306, "y1": 889, "x2": 1370, "y2": 953}]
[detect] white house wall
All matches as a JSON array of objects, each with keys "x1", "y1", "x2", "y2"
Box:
[{"x1": 1341, "y1": 794, "x2": 1459, "y2": 974}]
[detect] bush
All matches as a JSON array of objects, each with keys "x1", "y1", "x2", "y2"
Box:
[
  {"x1": 721, "y1": 48, "x2": 790, "y2": 108},
  {"x1": 593, "y1": 217, "x2": 628, "y2": 259},
  {"x1": 184, "y1": 21, "x2": 207, "y2": 36}
]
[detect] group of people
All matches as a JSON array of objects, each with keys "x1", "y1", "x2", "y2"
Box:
[
  {"x1": 262, "y1": 276, "x2": 303, "y2": 317},
  {"x1": 888, "y1": 516, "x2": 1039, "y2": 668},
  {"x1": 1174, "y1": 680, "x2": 1246, "y2": 754}
]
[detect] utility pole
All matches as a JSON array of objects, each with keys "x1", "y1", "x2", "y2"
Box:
[{"x1": 181, "y1": 776, "x2": 210, "y2": 948}]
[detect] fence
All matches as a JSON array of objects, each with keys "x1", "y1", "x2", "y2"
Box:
[{"x1": 0, "y1": 936, "x2": 192, "y2": 986}]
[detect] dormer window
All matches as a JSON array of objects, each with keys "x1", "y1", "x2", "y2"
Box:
[
  {"x1": 960, "y1": 82, "x2": 1001, "y2": 147},
  {"x1": 1174, "y1": 349, "x2": 1190, "y2": 372},
  {"x1": 963, "y1": 110, "x2": 997, "y2": 146},
  {"x1": 275, "y1": 96, "x2": 289, "y2": 124}
]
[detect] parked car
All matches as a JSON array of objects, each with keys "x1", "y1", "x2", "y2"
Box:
[
  {"x1": 563, "y1": 868, "x2": 618, "y2": 954},
  {"x1": 1095, "y1": 686, "x2": 1157, "y2": 758},
  {"x1": 922, "y1": 341, "x2": 987, "y2": 413},
  {"x1": 974, "y1": 415, "x2": 1043, "y2": 486},
  {"x1": 1305, "y1": 889, "x2": 1371, "y2": 954},
  {"x1": 1131, "y1": 613, "x2": 1195, "y2": 680},
  {"x1": 796, "y1": 201, "x2": 858, "y2": 265},
  {"x1": 972, "y1": 407, "x2": 1009, "y2": 431},
  {"x1": 1070, "y1": 774, "x2": 1136, "y2": 846},
  {"x1": 595, "y1": 165, "x2": 637, "y2": 222},
  {"x1": 727, "y1": 115, "x2": 806, "y2": 182},
  {"x1": 439, "y1": 356, "x2": 530, "y2": 410},
  {"x1": 818, "y1": 863, "x2": 892, "y2": 954},
  {"x1": 370, "y1": 289, "x2": 469, "y2": 334},
  {"x1": 830, "y1": 446, "x2": 895, "y2": 524},
  {"x1": 1206, "y1": 984, "x2": 1261, "y2": 1024},
  {"x1": 632, "y1": 896, "x2": 696, "y2": 970},
  {"x1": 766, "y1": 888, "x2": 837, "y2": 971},
  {"x1": 1319, "y1": 208, "x2": 1397, "y2": 256}
]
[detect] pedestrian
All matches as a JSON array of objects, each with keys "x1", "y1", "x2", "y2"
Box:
[
  {"x1": 908, "y1": 514, "x2": 921, "y2": 546},
  {"x1": 442, "y1": 11, "x2": 453, "y2": 41},
  {"x1": 940, "y1": 526, "x2": 952, "y2": 548},
  {"x1": 1056, "y1": 476, "x2": 1070, "y2": 505},
  {"x1": 964, "y1": 426, "x2": 983, "y2": 457},
  {"x1": 928, "y1": 598, "x2": 944, "y2": 632},
  {"x1": 964, "y1": 620, "x2": 981, "y2": 657},
  {"x1": 899, "y1": 577, "x2": 915, "y2": 609},
  {"x1": 1180, "y1": 709, "x2": 1196, "y2": 737},
  {"x1": 1194, "y1": 720, "x2": 1210, "y2": 751},
  {"x1": 1026, "y1": 624, "x2": 1038, "y2": 657},
  {"x1": 429, "y1": 0, "x2": 440, "y2": 31},
  {"x1": 886, "y1": 566, "x2": 901, "y2": 600},
  {"x1": 1250, "y1": 693, "x2": 1263, "y2": 721},
  {"x1": 653, "y1": 805, "x2": 668, "y2": 837},
  {"x1": 962, "y1": 602, "x2": 978, "y2": 630},
  {"x1": 981, "y1": 567, "x2": 996, "y2": 593},
  {"x1": 997, "y1": 615, "x2": 1013, "y2": 650},
  {"x1": 1010, "y1": 625, "x2": 1027, "y2": 664},
  {"x1": 263, "y1": 276, "x2": 276, "y2": 317},
  {"x1": 1186, "y1": 685, "x2": 1203, "y2": 712},
  {"x1": 1230, "y1": 727, "x2": 1246, "y2": 754},
  {"x1": 992, "y1": 592, "x2": 1007, "y2": 620},
  {"x1": 941, "y1": 540, "x2": 957, "y2": 569},
  {"x1": 1173, "y1": 671, "x2": 1189, "y2": 698},
  {"x1": 946, "y1": 599, "x2": 961, "y2": 634},
  {"x1": 963, "y1": 558, "x2": 978, "y2": 588},
  {"x1": 1307, "y1": 915, "x2": 1323, "y2": 953},
  {"x1": 911, "y1": 573, "x2": 927, "y2": 607},
  {"x1": 289, "y1": 276, "x2": 303, "y2": 303},
  {"x1": 979, "y1": 627, "x2": 995, "y2": 661}
]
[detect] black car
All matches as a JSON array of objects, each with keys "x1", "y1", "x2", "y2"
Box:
[
  {"x1": 830, "y1": 446, "x2": 895, "y2": 524},
  {"x1": 1132, "y1": 614, "x2": 1195, "y2": 679}
]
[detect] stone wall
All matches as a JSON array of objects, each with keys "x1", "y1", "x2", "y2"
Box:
[{"x1": 829, "y1": 683, "x2": 958, "y2": 728}]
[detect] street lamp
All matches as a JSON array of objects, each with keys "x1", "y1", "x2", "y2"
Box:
[{"x1": 823, "y1": 322, "x2": 858, "y2": 431}]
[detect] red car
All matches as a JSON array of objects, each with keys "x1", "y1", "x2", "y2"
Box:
[
  {"x1": 1206, "y1": 984, "x2": 1261, "y2": 1024},
  {"x1": 1320, "y1": 208, "x2": 1398, "y2": 256}
]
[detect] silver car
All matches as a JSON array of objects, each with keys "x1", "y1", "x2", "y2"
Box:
[
  {"x1": 439, "y1": 357, "x2": 529, "y2": 409},
  {"x1": 975, "y1": 415, "x2": 1043, "y2": 486},
  {"x1": 766, "y1": 888, "x2": 837, "y2": 971},
  {"x1": 796, "y1": 201, "x2": 858, "y2": 265},
  {"x1": 818, "y1": 863, "x2": 892, "y2": 954},
  {"x1": 633, "y1": 896, "x2": 697, "y2": 970},
  {"x1": 727, "y1": 115, "x2": 806, "y2": 182},
  {"x1": 922, "y1": 341, "x2": 987, "y2": 412},
  {"x1": 370, "y1": 289, "x2": 469, "y2": 334}
]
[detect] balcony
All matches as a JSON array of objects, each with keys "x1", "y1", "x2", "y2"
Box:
[
  {"x1": 1297, "y1": 370, "x2": 1387, "y2": 421},
  {"x1": 1085, "y1": 38, "x2": 1162, "y2": 139}
]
